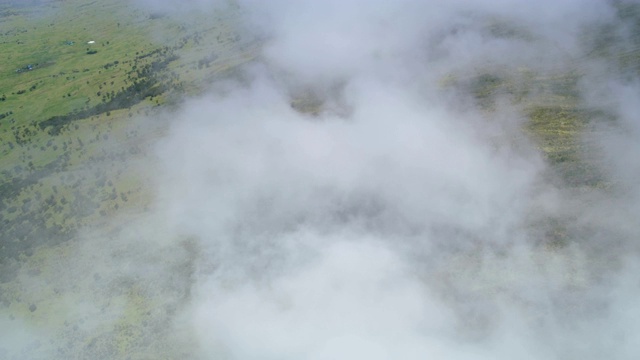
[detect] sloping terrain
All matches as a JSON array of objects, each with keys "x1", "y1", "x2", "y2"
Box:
[
  {"x1": 1, "y1": 2, "x2": 255, "y2": 357},
  {"x1": 0, "y1": 0, "x2": 255, "y2": 273}
]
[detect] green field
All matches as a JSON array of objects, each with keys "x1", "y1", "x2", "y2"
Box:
[
  {"x1": 0, "y1": 0, "x2": 257, "y2": 267},
  {"x1": 0, "y1": 3, "x2": 258, "y2": 356}
]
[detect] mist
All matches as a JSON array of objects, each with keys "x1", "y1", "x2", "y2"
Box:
[
  {"x1": 154, "y1": 1, "x2": 640, "y2": 358},
  {"x1": 3, "y1": 0, "x2": 640, "y2": 359}
]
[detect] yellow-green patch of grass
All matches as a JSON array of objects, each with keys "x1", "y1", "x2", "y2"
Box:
[
  {"x1": 525, "y1": 104, "x2": 607, "y2": 188},
  {"x1": 111, "y1": 286, "x2": 152, "y2": 355}
]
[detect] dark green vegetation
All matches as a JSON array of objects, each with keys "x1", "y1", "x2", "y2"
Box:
[{"x1": 0, "y1": 0, "x2": 256, "y2": 280}]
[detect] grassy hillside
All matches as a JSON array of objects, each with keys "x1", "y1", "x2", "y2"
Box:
[
  {"x1": 0, "y1": 1, "x2": 257, "y2": 357},
  {"x1": 0, "y1": 0, "x2": 257, "y2": 276}
]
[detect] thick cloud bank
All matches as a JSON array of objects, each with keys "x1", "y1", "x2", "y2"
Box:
[{"x1": 147, "y1": 1, "x2": 640, "y2": 359}]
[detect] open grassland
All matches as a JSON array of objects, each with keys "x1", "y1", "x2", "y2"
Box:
[
  {"x1": 0, "y1": 0, "x2": 258, "y2": 272},
  {"x1": 1, "y1": 1, "x2": 257, "y2": 357}
]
